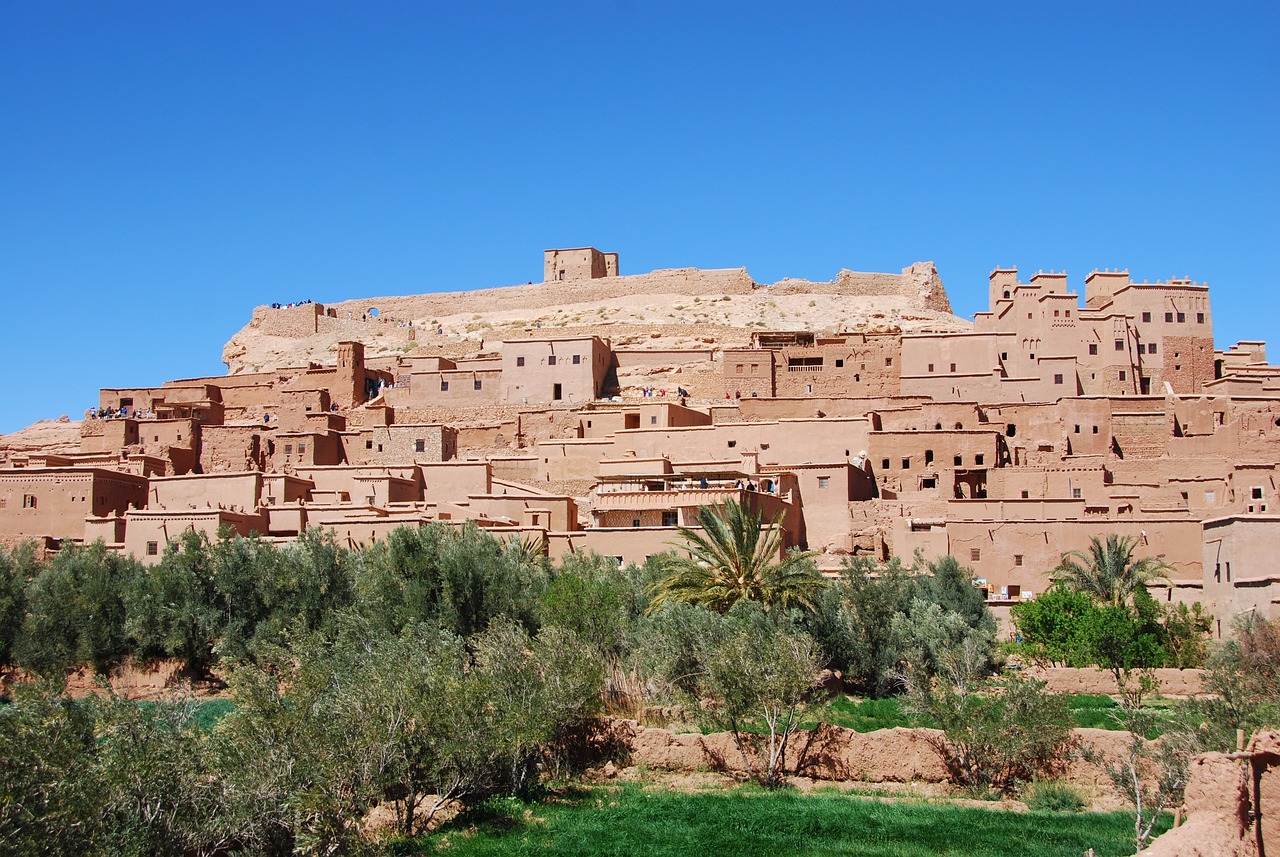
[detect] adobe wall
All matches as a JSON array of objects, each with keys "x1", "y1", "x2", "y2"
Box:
[
  {"x1": 0, "y1": 469, "x2": 145, "y2": 540},
  {"x1": 613, "y1": 348, "x2": 715, "y2": 368},
  {"x1": 601, "y1": 718, "x2": 1136, "y2": 805},
  {"x1": 80, "y1": 418, "x2": 139, "y2": 454},
  {"x1": 517, "y1": 408, "x2": 586, "y2": 445},
  {"x1": 323, "y1": 267, "x2": 758, "y2": 323},
  {"x1": 1022, "y1": 667, "x2": 1206, "y2": 697},
  {"x1": 548, "y1": 526, "x2": 683, "y2": 566},
  {"x1": 199, "y1": 425, "x2": 267, "y2": 474},
  {"x1": 342, "y1": 424, "x2": 454, "y2": 466},
  {"x1": 723, "y1": 350, "x2": 775, "y2": 398},
  {"x1": 1160, "y1": 335, "x2": 1217, "y2": 393},
  {"x1": 1137, "y1": 741, "x2": 1262, "y2": 857},
  {"x1": 487, "y1": 456, "x2": 541, "y2": 485},
  {"x1": 250, "y1": 303, "x2": 322, "y2": 337},
  {"x1": 769, "y1": 262, "x2": 953, "y2": 313},
  {"x1": 151, "y1": 472, "x2": 262, "y2": 513},
  {"x1": 942, "y1": 514, "x2": 1204, "y2": 598}
]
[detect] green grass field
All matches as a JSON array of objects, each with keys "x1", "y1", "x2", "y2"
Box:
[{"x1": 413, "y1": 785, "x2": 1163, "y2": 857}]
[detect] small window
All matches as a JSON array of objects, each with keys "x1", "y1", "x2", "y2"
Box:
[
  {"x1": 377, "y1": 444, "x2": 382, "y2": 452},
  {"x1": 1205, "y1": 491, "x2": 1215, "y2": 504},
  {"x1": 366, "y1": 440, "x2": 373, "y2": 449},
  {"x1": 1088, "y1": 344, "x2": 1098, "y2": 355},
  {"x1": 1074, "y1": 424, "x2": 1081, "y2": 433},
  {"x1": 1115, "y1": 339, "x2": 1124, "y2": 351},
  {"x1": 975, "y1": 454, "x2": 984, "y2": 465},
  {"x1": 22, "y1": 494, "x2": 36, "y2": 509},
  {"x1": 922, "y1": 477, "x2": 936, "y2": 489},
  {"x1": 1142, "y1": 311, "x2": 1151, "y2": 323},
  {"x1": 552, "y1": 383, "x2": 562, "y2": 400},
  {"x1": 925, "y1": 449, "x2": 934, "y2": 465},
  {"x1": 284, "y1": 444, "x2": 293, "y2": 455},
  {"x1": 954, "y1": 455, "x2": 963, "y2": 466},
  {"x1": 901, "y1": 458, "x2": 910, "y2": 469},
  {"x1": 1165, "y1": 312, "x2": 1174, "y2": 322},
  {"x1": 970, "y1": 548, "x2": 981, "y2": 562},
  {"x1": 881, "y1": 459, "x2": 890, "y2": 470},
  {"x1": 632, "y1": 518, "x2": 641, "y2": 528},
  {"x1": 1014, "y1": 554, "x2": 1023, "y2": 567},
  {"x1": 297, "y1": 443, "x2": 305, "y2": 455},
  {"x1": 1065, "y1": 310, "x2": 1071, "y2": 317},
  {"x1": 1149, "y1": 343, "x2": 1157, "y2": 354},
  {"x1": 928, "y1": 363, "x2": 934, "y2": 373},
  {"x1": 1054, "y1": 374, "x2": 1064, "y2": 384},
  {"x1": 650, "y1": 416, "x2": 658, "y2": 425},
  {"x1": 1177, "y1": 312, "x2": 1186, "y2": 323},
  {"x1": 817, "y1": 476, "x2": 830, "y2": 489},
  {"x1": 1253, "y1": 487, "x2": 1264, "y2": 500},
  {"x1": 735, "y1": 364, "x2": 744, "y2": 374},
  {"x1": 662, "y1": 511, "x2": 678, "y2": 527},
  {"x1": 1006, "y1": 424, "x2": 1017, "y2": 438},
  {"x1": 1119, "y1": 370, "x2": 1127, "y2": 381},
  {"x1": 440, "y1": 380, "x2": 449, "y2": 391},
  {"x1": 950, "y1": 363, "x2": 956, "y2": 372},
  {"x1": 415, "y1": 439, "x2": 425, "y2": 453},
  {"x1": 1054, "y1": 309, "x2": 1060, "y2": 318},
  {"x1": 835, "y1": 359, "x2": 844, "y2": 368},
  {"x1": 146, "y1": 541, "x2": 159, "y2": 556},
  {"x1": 1021, "y1": 490, "x2": 1030, "y2": 498},
  {"x1": 727, "y1": 440, "x2": 737, "y2": 448},
  {"x1": 547, "y1": 355, "x2": 557, "y2": 366},
  {"x1": 1072, "y1": 487, "x2": 1082, "y2": 499},
  {"x1": 516, "y1": 356, "x2": 525, "y2": 367},
  {"x1": 1000, "y1": 352, "x2": 1008, "y2": 360},
  {"x1": 1196, "y1": 312, "x2": 1204, "y2": 324},
  {"x1": 572, "y1": 354, "x2": 581, "y2": 365},
  {"x1": 1137, "y1": 344, "x2": 1146, "y2": 354},
  {"x1": 885, "y1": 357, "x2": 892, "y2": 366},
  {"x1": 473, "y1": 379, "x2": 482, "y2": 390}
]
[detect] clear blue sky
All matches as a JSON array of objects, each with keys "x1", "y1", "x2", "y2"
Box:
[{"x1": 2, "y1": 2, "x2": 1276, "y2": 435}]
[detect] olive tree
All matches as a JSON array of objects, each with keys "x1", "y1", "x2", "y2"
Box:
[{"x1": 701, "y1": 605, "x2": 823, "y2": 788}]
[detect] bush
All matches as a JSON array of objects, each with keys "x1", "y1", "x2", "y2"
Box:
[
  {"x1": 907, "y1": 674, "x2": 1076, "y2": 794},
  {"x1": 809, "y1": 554, "x2": 996, "y2": 695},
  {"x1": 1025, "y1": 780, "x2": 1086, "y2": 812}
]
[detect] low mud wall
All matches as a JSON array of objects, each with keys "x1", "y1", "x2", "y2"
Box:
[
  {"x1": 1023, "y1": 667, "x2": 1206, "y2": 697},
  {"x1": 602, "y1": 719, "x2": 1138, "y2": 806}
]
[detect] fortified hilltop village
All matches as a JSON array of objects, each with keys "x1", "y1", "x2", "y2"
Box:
[{"x1": 2, "y1": 247, "x2": 1278, "y2": 631}]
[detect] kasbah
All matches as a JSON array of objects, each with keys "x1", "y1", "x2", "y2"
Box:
[{"x1": 3, "y1": 246, "x2": 1276, "y2": 637}]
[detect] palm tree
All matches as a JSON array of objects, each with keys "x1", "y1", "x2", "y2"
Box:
[
  {"x1": 647, "y1": 499, "x2": 823, "y2": 614},
  {"x1": 1052, "y1": 533, "x2": 1171, "y2": 607}
]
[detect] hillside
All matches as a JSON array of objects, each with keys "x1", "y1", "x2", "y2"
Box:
[{"x1": 221, "y1": 262, "x2": 971, "y2": 374}]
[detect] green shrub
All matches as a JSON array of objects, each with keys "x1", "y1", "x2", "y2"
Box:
[
  {"x1": 1025, "y1": 780, "x2": 1086, "y2": 812},
  {"x1": 908, "y1": 674, "x2": 1077, "y2": 794}
]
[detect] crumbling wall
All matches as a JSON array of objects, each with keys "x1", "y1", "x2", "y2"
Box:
[{"x1": 769, "y1": 262, "x2": 953, "y2": 314}]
